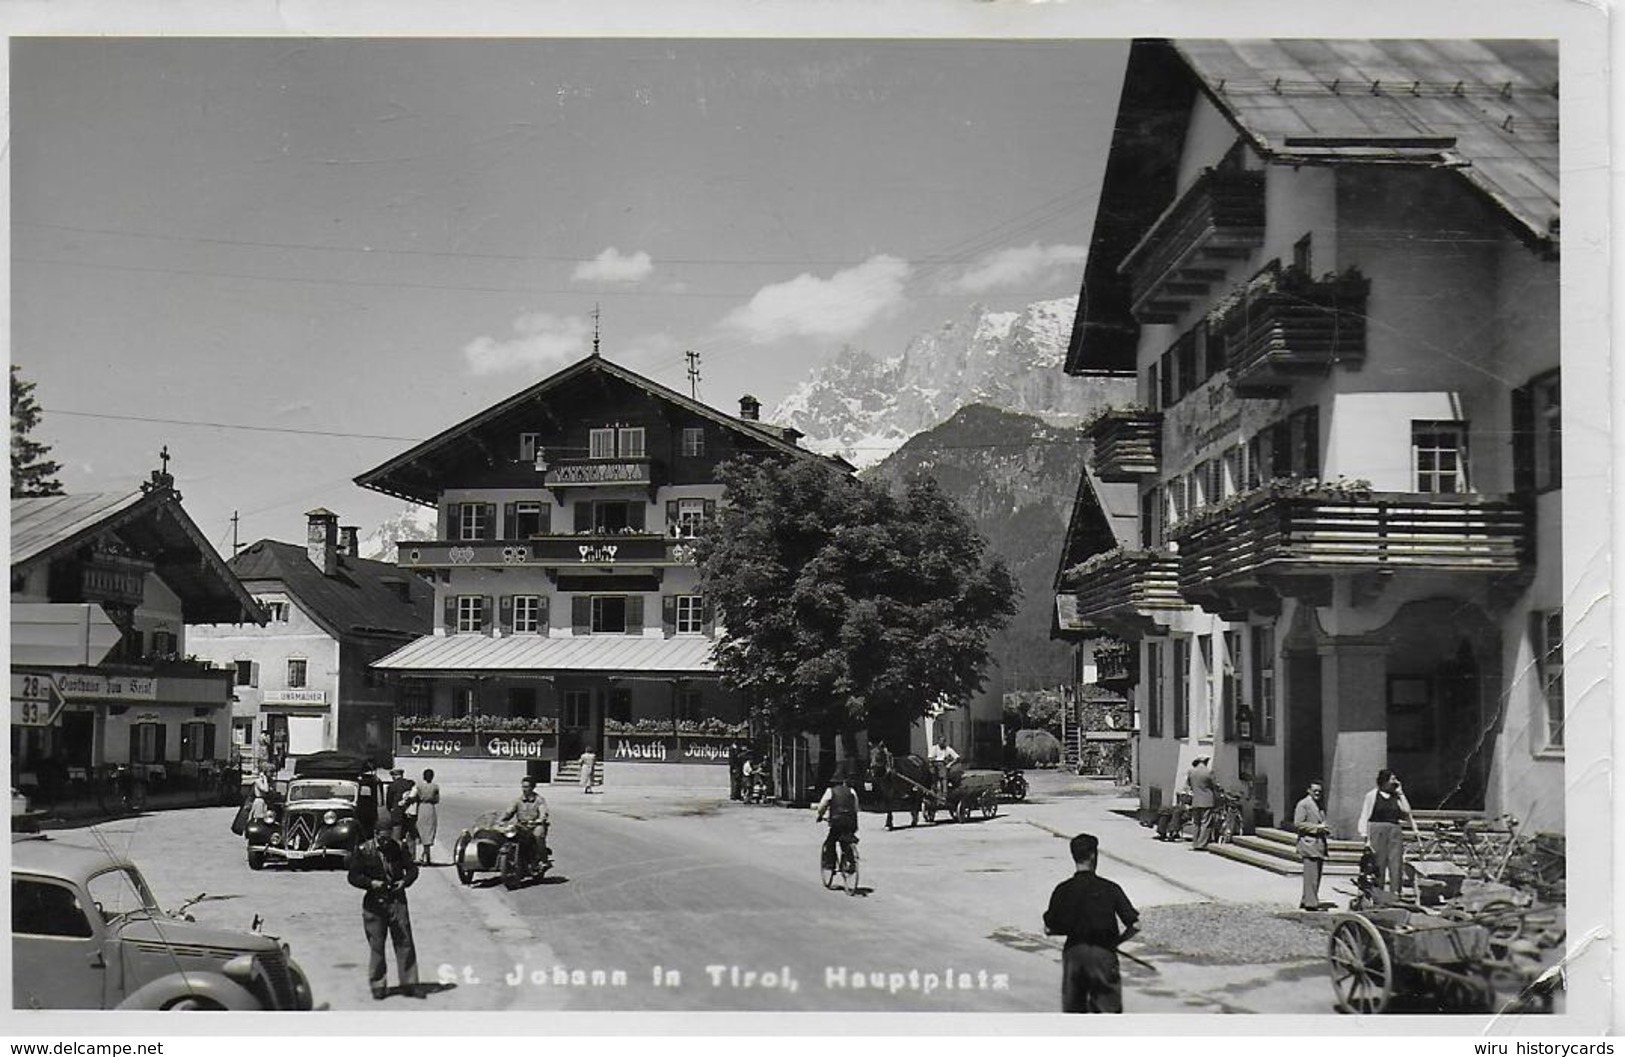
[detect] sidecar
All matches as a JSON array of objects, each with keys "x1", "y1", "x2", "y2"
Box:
[{"x1": 451, "y1": 811, "x2": 551, "y2": 890}]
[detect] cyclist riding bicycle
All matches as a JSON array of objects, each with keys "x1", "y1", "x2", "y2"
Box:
[{"x1": 814, "y1": 772, "x2": 860, "y2": 872}]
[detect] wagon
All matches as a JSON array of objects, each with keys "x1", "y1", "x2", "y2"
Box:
[
  {"x1": 1328, "y1": 906, "x2": 1495, "y2": 1013},
  {"x1": 872, "y1": 760, "x2": 1002, "y2": 828}
]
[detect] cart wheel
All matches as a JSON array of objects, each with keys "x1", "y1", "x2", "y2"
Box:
[
  {"x1": 1329, "y1": 915, "x2": 1393, "y2": 1014},
  {"x1": 453, "y1": 834, "x2": 473, "y2": 886},
  {"x1": 980, "y1": 793, "x2": 999, "y2": 819},
  {"x1": 954, "y1": 798, "x2": 970, "y2": 824},
  {"x1": 1478, "y1": 900, "x2": 1523, "y2": 948}
]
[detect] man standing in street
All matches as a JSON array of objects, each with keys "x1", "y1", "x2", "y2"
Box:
[
  {"x1": 347, "y1": 829, "x2": 421, "y2": 1000},
  {"x1": 1043, "y1": 832, "x2": 1140, "y2": 1013},
  {"x1": 728, "y1": 743, "x2": 745, "y2": 802},
  {"x1": 1187, "y1": 756, "x2": 1215, "y2": 850},
  {"x1": 385, "y1": 766, "x2": 414, "y2": 840},
  {"x1": 1357, "y1": 769, "x2": 1417, "y2": 897},
  {"x1": 1293, "y1": 779, "x2": 1330, "y2": 911}
]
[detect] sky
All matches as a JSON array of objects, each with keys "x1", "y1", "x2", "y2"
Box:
[{"x1": 11, "y1": 34, "x2": 1126, "y2": 552}]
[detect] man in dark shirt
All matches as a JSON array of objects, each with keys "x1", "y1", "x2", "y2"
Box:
[
  {"x1": 1043, "y1": 832, "x2": 1140, "y2": 1013},
  {"x1": 347, "y1": 831, "x2": 421, "y2": 999}
]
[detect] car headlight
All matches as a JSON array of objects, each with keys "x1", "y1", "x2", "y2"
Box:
[
  {"x1": 323, "y1": 811, "x2": 338, "y2": 825},
  {"x1": 221, "y1": 953, "x2": 257, "y2": 985}
]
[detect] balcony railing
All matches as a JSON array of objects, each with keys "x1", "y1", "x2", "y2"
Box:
[
  {"x1": 1171, "y1": 489, "x2": 1532, "y2": 613},
  {"x1": 398, "y1": 534, "x2": 699, "y2": 569},
  {"x1": 1085, "y1": 407, "x2": 1162, "y2": 481},
  {"x1": 542, "y1": 456, "x2": 655, "y2": 489},
  {"x1": 1059, "y1": 548, "x2": 1186, "y2": 633},
  {"x1": 1121, "y1": 167, "x2": 1266, "y2": 323},
  {"x1": 1214, "y1": 267, "x2": 1370, "y2": 395}
]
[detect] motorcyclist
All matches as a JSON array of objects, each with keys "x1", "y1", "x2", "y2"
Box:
[{"x1": 498, "y1": 776, "x2": 551, "y2": 871}]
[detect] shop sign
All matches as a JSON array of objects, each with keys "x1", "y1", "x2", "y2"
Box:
[
  {"x1": 396, "y1": 731, "x2": 558, "y2": 759},
  {"x1": 57, "y1": 673, "x2": 157, "y2": 701},
  {"x1": 610, "y1": 734, "x2": 744, "y2": 765},
  {"x1": 263, "y1": 689, "x2": 328, "y2": 706}
]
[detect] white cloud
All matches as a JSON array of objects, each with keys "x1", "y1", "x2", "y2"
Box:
[
  {"x1": 720, "y1": 255, "x2": 911, "y2": 343},
  {"x1": 572, "y1": 248, "x2": 654, "y2": 284},
  {"x1": 463, "y1": 313, "x2": 591, "y2": 376},
  {"x1": 948, "y1": 242, "x2": 1088, "y2": 294}
]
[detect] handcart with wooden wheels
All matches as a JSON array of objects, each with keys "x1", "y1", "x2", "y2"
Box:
[{"x1": 1328, "y1": 907, "x2": 1495, "y2": 1014}]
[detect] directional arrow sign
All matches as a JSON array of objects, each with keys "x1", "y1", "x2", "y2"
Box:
[{"x1": 11, "y1": 672, "x2": 65, "y2": 727}]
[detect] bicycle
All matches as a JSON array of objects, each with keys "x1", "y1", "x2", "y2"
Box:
[
  {"x1": 1213, "y1": 788, "x2": 1246, "y2": 844},
  {"x1": 820, "y1": 832, "x2": 859, "y2": 895}
]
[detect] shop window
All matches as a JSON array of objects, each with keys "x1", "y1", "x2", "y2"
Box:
[
  {"x1": 608, "y1": 688, "x2": 633, "y2": 723},
  {"x1": 1531, "y1": 609, "x2": 1564, "y2": 750},
  {"x1": 508, "y1": 686, "x2": 537, "y2": 720},
  {"x1": 679, "y1": 688, "x2": 703, "y2": 722},
  {"x1": 1413, "y1": 421, "x2": 1468, "y2": 494}
]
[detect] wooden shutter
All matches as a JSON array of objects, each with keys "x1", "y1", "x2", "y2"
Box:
[
  {"x1": 180, "y1": 725, "x2": 194, "y2": 761},
  {"x1": 1271, "y1": 421, "x2": 1292, "y2": 478},
  {"x1": 154, "y1": 725, "x2": 168, "y2": 765},
  {"x1": 1511, "y1": 382, "x2": 1534, "y2": 492},
  {"x1": 446, "y1": 503, "x2": 461, "y2": 539},
  {"x1": 537, "y1": 596, "x2": 550, "y2": 632},
  {"x1": 627, "y1": 596, "x2": 645, "y2": 634},
  {"x1": 129, "y1": 726, "x2": 140, "y2": 765},
  {"x1": 575, "y1": 502, "x2": 593, "y2": 532},
  {"x1": 662, "y1": 595, "x2": 677, "y2": 636},
  {"x1": 480, "y1": 596, "x2": 493, "y2": 632},
  {"x1": 499, "y1": 595, "x2": 515, "y2": 632},
  {"x1": 1159, "y1": 351, "x2": 1173, "y2": 408},
  {"x1": 666, "y1": 500, "x2": 679, "y2": 533},
  {"x1": 702, "y1": 597, "x2": 715, "y2": 637},
  {"x1": 482, "y1": 505, "x2": 497, "y2": 540},
  {"x1": 1298, "y1": 407, "x2": 1320, "y2": 478},
  {"x1": 205, "y1": 724, "x2": 217, "y2": 760},
  {"x1": 539, "y1": 504, "x2": 552, "y2": 534},
  {"x1": 503, "y1": 503, "x2": 517, "y2": 539},
  {"x1": 250, "y1": 662, "x2": 260, "y2": 688},
  {"x1": 572, "y1": 597, "x2": 591, "y2": 634},
  {"x1": 629, "y1": 503, "x2": 646, "y2": 531},
  {"x1": 443, "y1": 596, "x2": 458, "y2": 634}
]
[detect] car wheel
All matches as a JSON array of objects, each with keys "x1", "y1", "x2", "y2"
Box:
[
  {"x1": 454, "y1": 835, "x2": 474, "y2": 886},
  {"x1": 165, "y1": 995, "x2": 227, "y2": 1011},
  {"x1": 247, "y1": 848, "x2": 266, "y2": 871}
]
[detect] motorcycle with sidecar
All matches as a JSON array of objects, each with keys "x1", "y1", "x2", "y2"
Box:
[{"x1": 452, "y1": 811, "x2": 552, "y2": 890}]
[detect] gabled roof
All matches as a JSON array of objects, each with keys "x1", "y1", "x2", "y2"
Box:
[
  {"x1": 1054, "y1": 463, "x2": 1140, "y2": 591},
  {"x1": 355, "y1": 353, "x2": 852, "y2": 504},
  {"x1": 1066, "y1": 37, "x2": 1559, "y2": 375},
  {"x1": 227, "y1": 540, "x2": 434, "y2": 641},
  {"x1": 11, "y1": 489, "x2": 264, "y2": 625}
]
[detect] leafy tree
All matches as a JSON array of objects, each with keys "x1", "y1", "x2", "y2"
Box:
[
  {"x1": 11, "y1": 365, "x2": 63, "y2": 498},
  {"x1": 695, "y1": 457, "x2": 1019, "y2": 757}
]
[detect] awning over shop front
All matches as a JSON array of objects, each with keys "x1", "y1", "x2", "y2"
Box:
[{"x1": 371, "y1": 633, "x2": 718, "y2": 677}]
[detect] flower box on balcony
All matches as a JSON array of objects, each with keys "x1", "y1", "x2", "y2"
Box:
[
  {"x1": 1170, "y1": 480, "x2": 1532, "y2": 615},
  {"x1": 1059, "y1": 547, "x2": 1186, "y2": 633},
  {"x1": 1084, "y1": 406, "x2": 1162, "y2": 481},
  {"x1": 1212, "y1": 266, "x2": 1370, "y2": 395}
]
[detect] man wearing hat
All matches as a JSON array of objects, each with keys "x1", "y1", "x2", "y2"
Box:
[
  {"x1": 347, "y1": 825, "x2": 421, "y2": 999},
  {"x1": 1187, "y1": 756, "x2": 1216, "y2": 850},
  {"x1": 1043, "y1": 832, "x2": 1140, "y2": 1013},
  {"x1": 813, "y1": 766, "x2": 860, "y2": 873},
  {"x1": 385, "y1": 766, "x2": 415, "y2": 841}
]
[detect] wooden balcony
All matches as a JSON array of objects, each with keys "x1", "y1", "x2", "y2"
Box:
[
  {"x1": 1092, "y1": 637, "x2": 1139, "y2": 691},
  {"x1": 397, "y1": 534, "x2": 698, "y2": 570},
  {"x1": 542, "y1": 456, "x2": 661, "y2": 501},
  {"x1": 1059, "y1": 549, "x2": 1186, "y2": 635},
  {"x1": 1086, "y1": 408, "x2": 1162, "y2": 481},
  {"x1": 1215, "y1": 269, "x2": 1370, "y2": 396},
  {"x1": 1171, "y1": 490, "x2": 1533, "y2": 616},
  {"x1": 1121, "y1": 167, "x2": 1266, "y2": 323}
]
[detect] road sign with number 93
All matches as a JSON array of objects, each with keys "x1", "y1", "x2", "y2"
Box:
[{"x1": 11, "y1": 672, "x2": 64, "y2": 727}]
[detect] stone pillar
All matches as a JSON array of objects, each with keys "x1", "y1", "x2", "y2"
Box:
[{"x1": 1321, "y1": 640, "x2": 1388, "y2": 840}]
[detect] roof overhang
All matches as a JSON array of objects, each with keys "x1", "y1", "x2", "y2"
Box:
[{"x1": 372, "y1": 632, "x2": 719, "y2": 678}]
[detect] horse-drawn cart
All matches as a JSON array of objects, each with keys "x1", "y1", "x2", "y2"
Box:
[
  {"x1": 871, "y1": 757, "x2": 1001, "y2": 829},
  {"x1": 1328, "y1": 907, "x2": 1495, "y2": 1013}
]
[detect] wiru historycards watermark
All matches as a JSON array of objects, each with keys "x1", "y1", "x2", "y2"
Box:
[{"x1": 437, "y1": 962, "x2": 1013, "y2": 997}]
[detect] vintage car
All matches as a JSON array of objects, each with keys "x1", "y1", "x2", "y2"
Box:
[
  {"x1": 244, "y1": 751, "x2": 380, "y2": 871},
  {"x1": 12, "y1": 835, "x2": 315, "y2": 1010}
]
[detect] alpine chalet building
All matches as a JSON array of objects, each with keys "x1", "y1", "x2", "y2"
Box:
[
  {"x1": 356, "y1": 351, "x2": 852, "y2": 784},
  {"x1": 1056, "y1": 40, "x2": 1561, "y2": 838}
]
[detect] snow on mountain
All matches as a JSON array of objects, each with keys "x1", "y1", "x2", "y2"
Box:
[
  {"x1": 769, "y1": 296, "x2": 1127, "y2": 468},
  {"x1": 362, "y1": 503, "x2": 439, "y2": 563}
]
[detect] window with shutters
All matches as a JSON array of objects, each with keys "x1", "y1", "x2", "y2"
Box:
[
  {"x1": 1413, "y1": 421, "x2": 1469, "y2": 494},
  {"x1": 457, "y1": 596, "x2": 486, "y2": 633},
  {"x1": 589, "y1": 428, "x2": 616, "y2": 459},
  {"x1": 459, "y1": 503, "x2": 488, "y2": 541},
  {"x1": 1517, "y1": 372, "x2": 1561, "y2": 493},
  {"x1": 1291, "y1": 406, "x2": 1320, "y2": 479},
  {"x1": 287, "y1": 658, "x2": 307, "y2": 689},
  {"x1": 513, "y1": 596, "x2": 543, "y2": 633},
  {"x1": 1221, "y1": 630, "x2": 1242, "y2": 740},
  {"x1": 1222, "y1": 446, "x2": 1244, "y2": 498},
  {"x1": 675, "y1": 499, "x2": 708, "y2": 538},
  {"x1": 590, "y1": 596, "x2": 642, "y2": 634},
  {"x1": 234, "y1": 660, "x2": 256, "y2": 687},
  {"x1": 1532, "y1": 609, "x2": 1563, "y2": 750},
  {"x1": 1197, "y1": 635, "x2": 1214, "y2": 741},
  {"x1": 1172, "y1": 638, "x2": 1191, "y2": 739},
  {"x1": 1139, "y1": 490, "x2": 1159, "y2": 549},
  {"x1": 132, "y1": 722, "x2": 162, "y2": 764},
  {"x1": 1145, "y1": 640, "x2": 1165, "y2": 739},
  {"x1": 1251, "y1": 624, "x2": 1276, "y2": 744},
  {"x1": 675, "y1": 595, "x2": 704, "y2": 635},
  {"x1": 180, "y1": 721, "x2": 214, "y2": 762},
  {"x1": 512, "y1": 501, "x2": 548, "y2": 538},
  {"x1": 681, "y1": 427, "x2": 705, "y2": 457},
  {"x1": 1245, "y1": 434, "x2": 1264, "y2": 489},
  {"x1": 591, "y1": 500, "x2": 645, "y2": 533}
]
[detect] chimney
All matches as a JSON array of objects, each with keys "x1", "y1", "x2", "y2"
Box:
[
  {"x1": 305, "y1": 508, "x2": 340, "y2": 576},
  {"x1": 739, "y1": 394, "x2": 761, "y2": 421},
  {"x1": 340, "y1": 525, "x2": 360, "y2": 558}
]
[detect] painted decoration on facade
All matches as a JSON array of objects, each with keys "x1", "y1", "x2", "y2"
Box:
[{"x1": 396, "y1": 731, "x2": 559, "y2": 759}]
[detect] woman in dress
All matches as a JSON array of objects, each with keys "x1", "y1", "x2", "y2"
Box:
[{"x1": 414, "y1": 768, "x2": 441, "y2": 865}]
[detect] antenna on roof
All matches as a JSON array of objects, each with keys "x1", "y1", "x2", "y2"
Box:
[
  {"x1": 591, "y1": 303, "x2": 602, "y2": 357},
  {"x1": 685, "y1": 350, "x2": 702, "y2": 400}
]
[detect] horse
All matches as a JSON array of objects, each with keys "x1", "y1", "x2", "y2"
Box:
[{"x1": 869, "y1": 752, "x2": 934, "y2": 830}]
